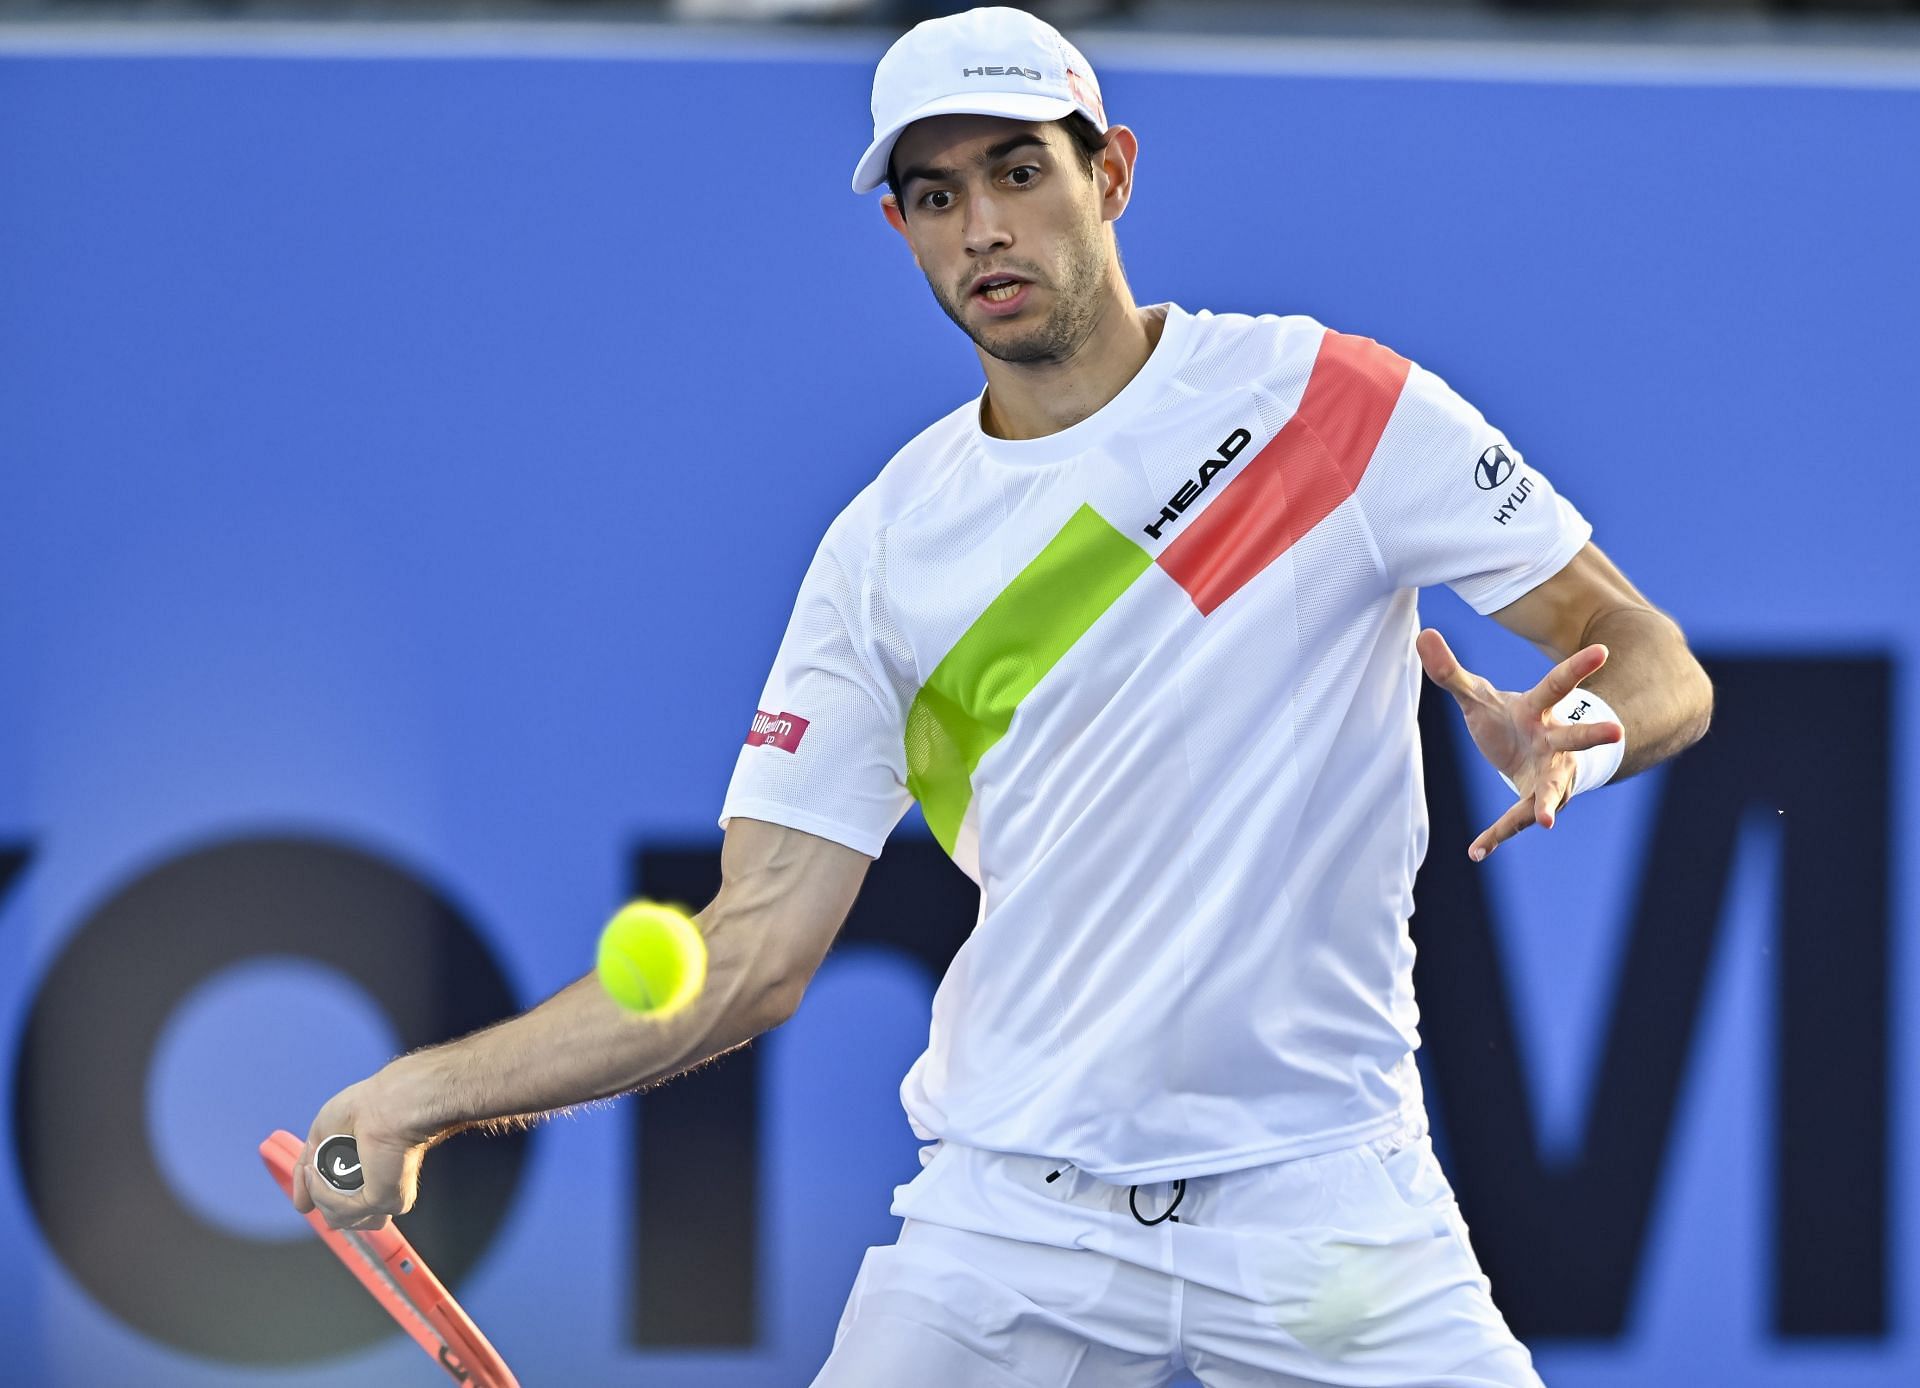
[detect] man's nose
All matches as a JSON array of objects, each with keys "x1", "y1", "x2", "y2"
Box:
[{"x1": 963, "y1": 191, "x2": 1012, "y2": 255}]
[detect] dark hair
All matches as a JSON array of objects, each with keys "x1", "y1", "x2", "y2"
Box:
[{"x1": 885, "y1": 112, "x2": 1110, "y2": 214}]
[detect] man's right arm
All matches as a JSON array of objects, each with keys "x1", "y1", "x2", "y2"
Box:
[{"x1": 293, "y1": 817, "x2": 869, "y2": 1229}]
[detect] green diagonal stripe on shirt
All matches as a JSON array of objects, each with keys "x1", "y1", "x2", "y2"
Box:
[{"x1": 907, "y1": 503, "x2": 1152, "y2": 854}]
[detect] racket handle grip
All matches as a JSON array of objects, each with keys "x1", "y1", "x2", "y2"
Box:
[{"x1": 314, "y1": 1133, "x2": 366, "y2": 1192}]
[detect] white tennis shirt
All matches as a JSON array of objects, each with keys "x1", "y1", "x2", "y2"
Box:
[{"x1": 721, "y1": 303, "x2": 1589, "y2": 1183}]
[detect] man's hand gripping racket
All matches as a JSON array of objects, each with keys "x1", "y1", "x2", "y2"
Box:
[{"x1": 261, "y1": 1129, "x2": 519, "y2": 1386}]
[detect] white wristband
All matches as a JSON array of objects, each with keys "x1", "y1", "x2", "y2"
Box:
[{"x1": 1498, "y1": 688, "x2": 1626, "y2": 802}]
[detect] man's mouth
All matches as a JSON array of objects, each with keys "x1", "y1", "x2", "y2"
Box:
[{"x1": 972, "y1": 274, "x2": 1028, "y2": 303}]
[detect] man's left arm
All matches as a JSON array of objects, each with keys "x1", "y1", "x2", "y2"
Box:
[{"x1": 1418, "y1": 540, "x2": 1714, "y2": 860}]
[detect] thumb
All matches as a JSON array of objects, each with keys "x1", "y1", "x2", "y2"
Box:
[
  {"x1": 291, "y1": 1156, "x2": 314, "y2": 1214},
  {"x1": 1416, "y1": 628, "x2": 1480, "y2": 704}
]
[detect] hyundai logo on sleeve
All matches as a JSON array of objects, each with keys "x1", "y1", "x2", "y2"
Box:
[{"x1": 1475, "y1": 445, "x2": 1518, "y2": 491}]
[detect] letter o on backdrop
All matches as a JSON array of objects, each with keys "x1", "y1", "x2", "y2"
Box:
[{"x1": 10, "y1": 836, "x2": 529, "y2": 1364}]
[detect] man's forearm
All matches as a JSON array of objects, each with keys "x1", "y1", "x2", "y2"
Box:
[
  {"x1": 289, "y1": 821, "x2": 867, "y2": 1230},
  {"x1": 1580, "y1": 604, "x2": 1713, "y2": 780},
  {"x1": 377, "y1": 900, "x2": 791, "y2": 1140}
]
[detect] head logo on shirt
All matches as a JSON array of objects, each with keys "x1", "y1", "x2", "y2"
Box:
[
  {"x1": 746, "y1": 710, "x2": 809, "y2": 753},
  {"x1": 1475, "y1": 445, "x2": 1517, "y2": 491}
]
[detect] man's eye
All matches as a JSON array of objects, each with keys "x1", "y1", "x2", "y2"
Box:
[
  {"x1": 1007, "y1": 166, "x2": 1039, "y2": 186},
  {"x1": 921, "y1": 189, "x2": 953, "y2": 210}
]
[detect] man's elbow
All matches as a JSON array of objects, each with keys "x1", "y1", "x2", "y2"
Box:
[
  {"x1": 728, "y1": 930, "x2": 820, "y2": 1037},
  {"x1": 1680, "y1": 653, "x2": 1715, "y2": 750},
  {"x1": 716, "y1": 947, "x2": 807, "y2": 1039},
  {"x1": 754, "y1": 976, "x2": 809, "y2": 1033},
  {"x1": 1650, "y1": 605, "x2": 1713, "y2": 752}
]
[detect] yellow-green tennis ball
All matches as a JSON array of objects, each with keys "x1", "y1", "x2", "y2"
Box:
[{"x1": 596, "y1": 901, "x2": 707, "y2": 1016}]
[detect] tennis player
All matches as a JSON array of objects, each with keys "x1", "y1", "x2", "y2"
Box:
[{"x1": 295, "y1": 7, "x2": 1713, "y2": 1384}]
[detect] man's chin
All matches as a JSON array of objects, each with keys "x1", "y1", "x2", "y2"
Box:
[
  {"x1": 980, "y1": 337, "x2": 1066, "y2": 366},
  {"x1": 969, "y1": 313, "x2": 1067, "y2": 364}
]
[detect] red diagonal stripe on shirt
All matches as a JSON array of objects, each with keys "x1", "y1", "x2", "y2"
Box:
[{"x1": 1157, "y1": 330, "x2": 1411, "y2": 616}]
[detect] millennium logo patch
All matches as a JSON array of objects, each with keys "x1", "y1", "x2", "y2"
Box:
[{"x1": 746, "y1": 710, "x2": 809, "y2": 753}]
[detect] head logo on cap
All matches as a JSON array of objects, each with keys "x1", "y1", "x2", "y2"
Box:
[{"x1": 852, "y1": 6, "x2": 1109, "y2": 195}]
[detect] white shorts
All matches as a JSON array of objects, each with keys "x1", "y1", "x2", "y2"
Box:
[{"x1": 812, "y1": 1123, "x2": 1541, "y2": 1387}]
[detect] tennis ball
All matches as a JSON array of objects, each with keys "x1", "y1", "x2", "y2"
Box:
[{"x1": 596, "y1": 900, "x2": 707, "y2": 1016}]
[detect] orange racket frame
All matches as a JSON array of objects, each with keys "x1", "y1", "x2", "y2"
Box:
[{"x1": 260, "y1": 1129, "x2": 520, "y2": 1387}]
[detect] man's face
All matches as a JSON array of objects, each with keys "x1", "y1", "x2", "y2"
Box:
[{"x1": 885, "y1": 114, "x2": 1112, "y2": 366}]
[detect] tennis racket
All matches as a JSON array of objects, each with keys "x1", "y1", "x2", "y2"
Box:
[{"x1": 260, "y1": 1129, "x2": 520, "y2": 1387}]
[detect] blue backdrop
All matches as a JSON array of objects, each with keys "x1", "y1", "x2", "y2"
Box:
[{"x1": 1, "y1": 27, "x2": 1915, "y2": 1387}]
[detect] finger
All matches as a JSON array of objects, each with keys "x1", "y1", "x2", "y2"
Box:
[
  {"x1": 317, "y1": 1198, "x2": 381, "y2": 1232},
  {"x1": 1526, "y1": 643, "x2": 1609, "y2": 714},
  {"x1": 1416, "y1": 628, "x2": 1487, "y2": 707},
  {"x1": 302, "y1": 1162, "x2": 375, "y2": 1230},
  {"x1": 1535, "y1": 763, "x2": 1573, "y2": 829},
  {"x1": 1546, "y1": 718, "x2": 1624, "y2": 754},
  {"x1": 291, "y1": 1158, "x2": 314, "y2": 1215},
  {"x1": 1470, "y1": 794, "x2": 1537, "y2": 861}
]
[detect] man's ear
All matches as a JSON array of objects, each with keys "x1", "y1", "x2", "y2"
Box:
[
  {"x1": 880, "y1": 194, "x2": 921, "y2": 267},
  {"x1": 1094, "y1": 125, "x2": 1139, "y2": 225}
]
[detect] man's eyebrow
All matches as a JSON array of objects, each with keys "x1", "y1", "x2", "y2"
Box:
[{"x1": 897, "y1": 134, "x2": 1051, "y2": 191}]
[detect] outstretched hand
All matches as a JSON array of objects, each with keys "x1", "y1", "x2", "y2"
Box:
[{"x1": 1416, "y1": 628, "x2": 1625, "y2": 861}]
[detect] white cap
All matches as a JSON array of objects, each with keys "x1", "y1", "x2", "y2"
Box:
[{"x1": 852, "y1": 6, "x2": 1108, "y2": 195}]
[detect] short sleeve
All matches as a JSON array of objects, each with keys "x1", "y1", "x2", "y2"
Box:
[
  {"x1": 718, "y1": 524, "x2": 913, "y2": 858},
  {"x1": 1356, "y1": 361, "x2": 1591, "y2": 615}
]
